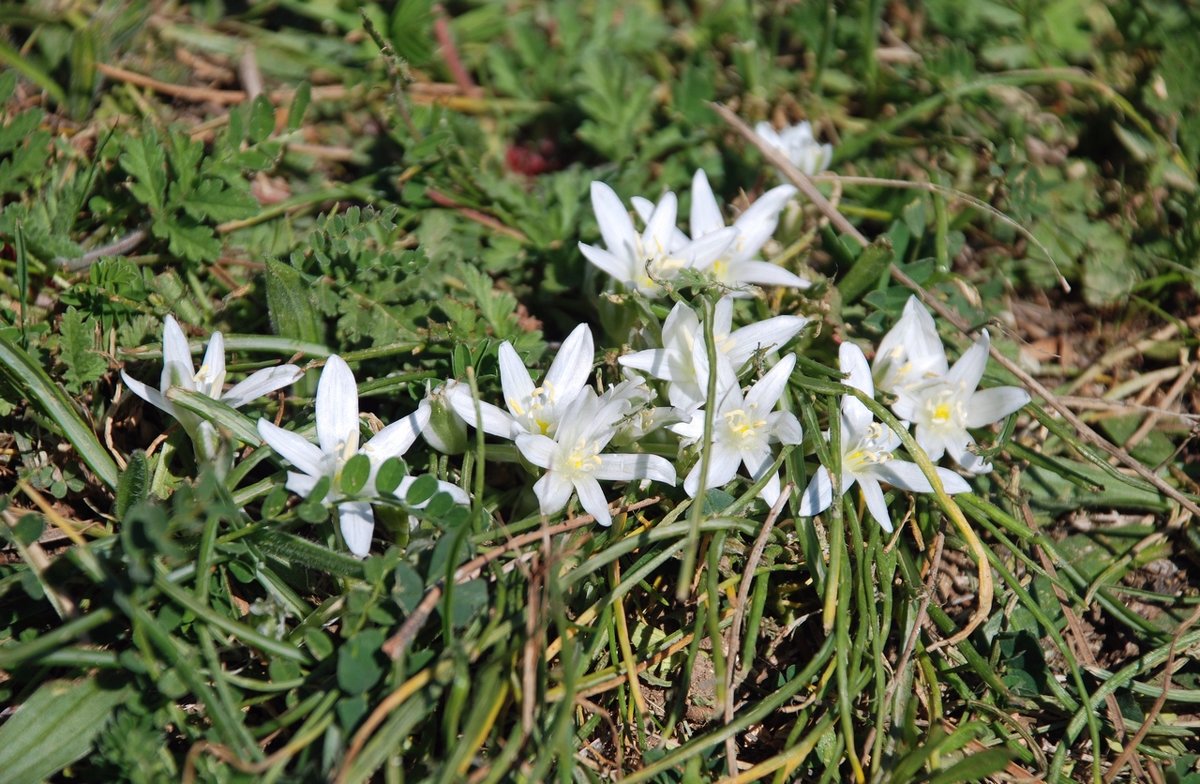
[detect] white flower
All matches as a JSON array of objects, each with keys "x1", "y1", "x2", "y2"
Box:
[
  {"x1": 579, "y1": 181, "x2": 737, "y2": 297},
  {"x1": 872, "y1": 296, "x2": 949, "y2": 407},
  {"x1": 448, "y1": 323, "x2": 595, "y2": 440},
  {"x1": 670, "y1": 353, "x2": 802, "y2": 506},
  {"x1": 798, "y1": 344, "x2": 970, "y2": 532},
  {"x1": 892, "y1": 330, "x2": 1030, "y2": 474},
  {"x1": 619, "y1": 297, "x2": 809, "y2": 409},
  {"x1": 515, "y1": 388, "x2": 676, "y2": 526},
  {"x1": 754, "y1": 120, "x2": 833, "y2": 177},
  {"x1": 256, "y1": 355, "x2": 467, "y2": 558},
  {"x1": 121, "y1": 315, "x2": 302, "y2": 457},
  {"x1": 633, "y1": 170, "x2": 808, "y2": 294}
]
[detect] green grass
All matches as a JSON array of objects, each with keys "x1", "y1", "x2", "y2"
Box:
[{"x1": 2, "y1": 1, "x2": 1200, "y2": 782}]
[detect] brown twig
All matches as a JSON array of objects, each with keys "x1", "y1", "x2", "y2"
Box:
[
  {"x1": 379, "y1": 496, "x2": 662, "y2": 661},
  {"x1": 426, "y1": 188, "x2": 529, "y2": 242},
  {"x1": 1125, "y1": 358, "x2": 1198, "y2": 452},
  {"x1": 1024, "y1": 502, "x2": 1147, "y2": 783},
  {"x1": 723, "y1": 485, "x2": 791, "y2": 775},
  {"x1": 95, "y1": 63, "x2": 347, "y2": 105},
  {"x1": 433, "y1": 4, "x2": 482, "y2": 96},
  {"x1": 1102, "y1": 603, "x2": 1200, "y2": 783}
]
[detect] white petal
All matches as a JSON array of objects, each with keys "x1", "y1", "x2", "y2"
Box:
[
  {"x1": 724, "y1": 260, "x2": 811, "y2": 290},
  {"x1": 945, "y1": 330, "x2": 990, "y2": 395},
  {"x1": 661, "y1": 300, "x2": 699, "y2": 346},
  {"x1": 631, "y1": 195, "x2": 656, "y2": 225},
  {"x1": 544, "y1": 323, "x2": 594, "y2": 402},
  {"x1": 285, "y1": 471, "x2": 320, "y2": 498},
  {"x1": 839, "y1": 343, "x2": 874, "y2": 433},
  {"x1": 590, "y1": 181, "x2": 637, "y2": 259},
  {"x1": 197, "y1": 331, "x2": 227, "y2": 398},
  {"x1": 122, "y1": 369, "x2": 173, "y2": 415},
  {"x1": 643, "y1": 191, "x2": 679, "y2": 255},
  {"x1": 913, "y1": 426, "x2": 948, "y2": 462},
  {"x1": 574, "y1": 477, "x2": 612, "y2": 526},
  {"x1": 364, "y1": 404, "x2": 430, "y2": 462},
  {"x1": 161, "y1": 315, "x2": 194, "y2": 384},
  {"x1": 693, "y1": 444, "x2": 743, "y2": 495},
  {"x1": 678, "y1": 226, "x2": 738, "y2": 270},
  {"x1": 337, "y1": 501, "x2": 375, "y2": 558},
  {"x1": 579, "y1": 242, "x2": 633, "y2": 284},
  {"x1": 515, "y1": 433, "x2": 557, "y2": 469},
  {"x1": 498, "y1": 342, "x2": 536, "y2": 410},
  {"x1": 798, "y1": 468, "x2": 834, "y2": 517},
  {"x1": 936, "y1": 467, "x2": 973, "y2": 493},
  {"x1": 595, "y1": 453, "x2": 676, "y2": 485},
  {"x1": 947, "y1": 437, "x2": 992, "y2": 475},
  {"x1": 222, "y1": 365, "x2": 303, "y2": 408},
  {"x1": 257, "y1": 419, "x2": 326, "y2": 478},
  {"x1": 316, "y1": 355, "x2": 359, "y2": 455},
  {"x1": 689, "y1": 169, "x2": 726, "y2": 238},
  {"x1": 447, "y1": 386, "x2": 516, "y2": 438},
  {"x1": 397, "y1": 476, "x2": 471, "y2": 507},
  {"x1": 743, "y1": 353, "x2": 796, "y2": 412},
  {"x1": 769, "y1": 411, "x2": 804, "y2": 445},
  {"x1": 533, "y1": 472, "x2": 574, "y2": 517},
  {"x1": 618, "y1": 348, "x2": 672, "y2": 379},
  {"x1": 727, "y1": 316, "x2": 809, "y2": 368},
  {"x1": 758, "y1": 471, "x2": 782, "y2": 506},
  {"x1": 966, "y1": 386, "x2": 1030, "y2": 428},
  {"x1": 712, "y1": 297, "x2": 735, "y2": 337},
  {"x1": 730, "y1": 184, "x2": 796, "y2": 259},
  {"x1": 872, "y1": 460, "x2": 933, "y2": 493},
  {"x1": 859, "y1": 477, "x2": 894, "y2": 532}
]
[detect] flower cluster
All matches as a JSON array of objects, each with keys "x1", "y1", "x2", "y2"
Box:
[{"x1": 122, "y1": 152, "x2": 1030, "y2": 557}]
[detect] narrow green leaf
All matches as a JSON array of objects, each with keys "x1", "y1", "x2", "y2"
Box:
[
  {"x1": 0, "y1": 331, "x2": 119, "y2": 489},
  {"x1": 166, "y1": 388, "x2": 262, "y2": 447},
  {"x1": 0, "y1": 40, "x2": 67, "y2": 107},
  {"x1": 115, "y1": 451, "x2": 149, "y2": 518},
  {"x1": 248, "y1": 94, "x2": 275, "y2": 144},
  {"x1": 836, "y1": 235, "x2": 894, "y2": 305},
  {"x1": 0, "y1": 678, "x2": 130, "y2": 784},
  {"x1": 287, "y1": 82, "x2": 311, "y2": 132},
  {"x1": 265, "y1": 260, "x2": 324, "y2": 396}
]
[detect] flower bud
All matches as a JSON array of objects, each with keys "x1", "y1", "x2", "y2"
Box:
[{"x1": 423, "y1": 382, "x2": 469, "y2": 454}]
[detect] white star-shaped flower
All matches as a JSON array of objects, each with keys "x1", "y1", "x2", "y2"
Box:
[
  {"x1": 754, "y1": 120, "x2": 833, "y2": 177},
  {"x1": 619, "y1": 296, "x2": 809, "y2": 409},
  {"x1": 256, "y1": 355, "x2": 467, "y2": 557},
  {"x1": 633, "y1": 170, "x2": 808, "y2": 294},
  {"x1": 670, "y1": 353, "x2": 803, "y2": 506},
  {"x1": 579, "y1": 181, "x2": 737, "y2": 297},
  {"x1": 121, "y1": 315, "x2": 302, "y2": 458},
  {"x1": 448, "y1": 323, "x2": 595, "y2": 440},
  {"x1": 516, "y1": 388, "x2": 676, "y2": 527},
  {"x1": 799, "y1": 343, "x2": 970, "y2": 532}
]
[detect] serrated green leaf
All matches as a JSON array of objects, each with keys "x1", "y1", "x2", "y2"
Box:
[
  {"x1": 119, "y1": 127, "x2": 166, "y2": 211},
  {"x1": 58, "y1": 307, "x2": 107, "y2": 392},
  {"x1": 0, "y1": 678, "x2": 131, "y2": 784},
  {"x1": 179, "y1": 178, "x2": 259, "y2": 223},
  {"x1": 162, "y1": 219, "x2": 222, "y2": 263}
]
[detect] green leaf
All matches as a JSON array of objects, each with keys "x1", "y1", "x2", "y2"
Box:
[
  {"x1": 375, "y1": 457, "x2": 407, "y2": 495},
  {"x1": 160, "y1": 219, "x2": 222, "y2": 263},
  {"x1": 0, "y1": 330, "x2": 119, "y2": 489},
  {"x1": 287, "y1": 82, "x2": 312, "y2": 132},
  {"x1": 340, "y1": 453, "x2": 372, "y2": 496},
  {"x1": 247, "y1": 94, "x2": 275, "y2": 144},
  {"x1": 58, "y1": 307, "x2": 107, "y2": 392},
  {"x1": 179, "y1": 178, "x2": 259, "y2": 223},
  {"x1": 0, "y1": 678, "x2": 131, "y2": 784},
  {"x1": 405, "y1": 474, "x2": 439, "y2": 506},
  {"x1": 166, "y1": 388, "x2": 262, "y2": 447},
  {"x1": 115, "y1": 451, "x2": 149, "y2": 518},
  {"x1": 336, "y1": 628, "x2": 386, "y2": 694},
  {"x1": 927, "y1": 748, "x2": 1013, "y2": 784},
  {"x1": 393, "y1": 561, "x2": 424, "y2": 614},
  {"x1": 265, "y1": 260, "x2": 325, "y2": 368},
  {"x1": 837, "y1": 236, "x2": 894, "y2": 305},
  {"x1": 119, "y1": 126, "x2": 166, "y2": 211},
  {"x1": 447, "y1": 578, "x2": 487, "y2": 628}
]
